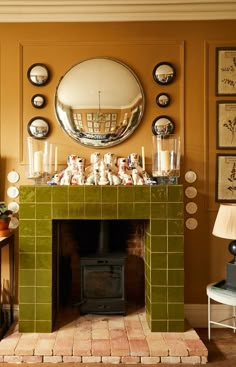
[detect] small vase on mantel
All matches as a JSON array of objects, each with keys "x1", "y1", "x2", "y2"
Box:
[{"x1": 0, "y1": 218, "x2": 10, "y2": 237}]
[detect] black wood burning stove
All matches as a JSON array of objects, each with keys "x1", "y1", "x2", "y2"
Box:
[{"x1": 79, "y1": 220, "x2": 126, "y2": 314}]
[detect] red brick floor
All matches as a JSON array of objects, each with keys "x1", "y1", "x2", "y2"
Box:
[{"x1": 0, "y1": 307, "x2": 208, "y2": 364}]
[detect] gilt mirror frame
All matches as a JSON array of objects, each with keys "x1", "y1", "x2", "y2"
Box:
[{"x1": 54, "y1": 57, "x2": 145, "y2": 148}]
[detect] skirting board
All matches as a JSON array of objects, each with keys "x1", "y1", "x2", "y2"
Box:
[
  {"x1": 5, "y1": 304, "x2": 235, "y2": 329},
  {"x1": 185, "y1": 304, "x2": 236, "y2": 328}
]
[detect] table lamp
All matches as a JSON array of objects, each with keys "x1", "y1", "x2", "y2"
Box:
[{"x1": 212, "y1": 203, "x2": 236, "y2": 290}]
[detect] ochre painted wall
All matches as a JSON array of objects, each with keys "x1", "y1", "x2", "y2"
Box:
[{"x1": 0, "y1": 21, "x2": 235, "y2": 305}]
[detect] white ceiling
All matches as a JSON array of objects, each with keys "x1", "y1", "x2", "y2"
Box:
[{"x1": 0, "y1": 0, "x2": 236, "y2": 22}]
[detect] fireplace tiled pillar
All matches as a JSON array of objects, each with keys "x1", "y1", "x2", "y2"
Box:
[{"x1": 19, "y1": 185, "x2": 184, "y2": 333}]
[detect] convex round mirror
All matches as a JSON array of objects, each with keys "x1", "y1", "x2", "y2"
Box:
[
  {"x1": 152, "y1": 116, "x2": 175, "y2": 136},
  {"x1": 27, "y1": 117, "x2": 50, "y2": 139},
  {"x1": 31, "y1": 94, "x2": 46, "y2": 108},
  {"x1": 27, "y1": 63, "x2": 50, "y2": 86},
  {"x1": 55, "y1": 57, "x2": 145, "y2": 148},
  {"x1": 153, "y1": 62, "x2": 175, "y2": 85}
]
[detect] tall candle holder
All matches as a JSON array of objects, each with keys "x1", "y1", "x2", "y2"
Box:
[
  {"x1": 152, "y1": 135, "x2": 180, "y2": 183},
  {"x1": 27, "y1": 137, "x2": 57, "y2": 185}
]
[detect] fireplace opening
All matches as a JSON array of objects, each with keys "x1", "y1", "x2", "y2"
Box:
[{"x1": 53, "y1": 219, "x2": 145, "y2": 324}]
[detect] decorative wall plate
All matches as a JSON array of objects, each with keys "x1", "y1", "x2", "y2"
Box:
[
  {"x1": 7, "y1": 186, "x2": 19, "y2": 199},
  {"x1": 185, "y1": 170, "x2": 197, "y2": 183},
  {"x1": 185, "y1": 202, "x2": 198, "y2": 214},
  {"x1": 7, "y1": 170, "x2": 20, "y2": 183},
  {"x1": 9, "y1": 217, "x2": 19, "y2": 229},
  {"x1": 151, "y1": 116, "x2": 175, "y2": 136},
  {"x1": 185, "y1": 186, "x2": 197, "y2": 199},
  {"x1": 185, "y1": 218, "x2": 198, "y2": 230},
  {"x1": 8, "y1": 202, "x2": 19, "y2": 214},
  {"x1": 153, "y1": 62, "x2": 176, "y2": 85}
]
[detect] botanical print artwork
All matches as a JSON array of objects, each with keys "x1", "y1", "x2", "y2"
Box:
[
  {"x1": 218, "y1": 102, "x2": 236, "y2": 148},
  {"x1": 217, "y1": 48, "x2": 236, "y2": 95},
  {"x1": 217, "y1": 155, "x2": 236, "y2": 202}
]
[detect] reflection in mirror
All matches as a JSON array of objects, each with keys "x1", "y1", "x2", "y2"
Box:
[
  {"x1": 31, "y1": 94, "x2": 46, "y2": 108},
  {"x1": 156, "y1": 93, "x2": 170, "y2": 107},
  {"x1": 27, "y1": 63, "x2": 50, "y2": 86},
  {"x1": 55, "y1": 58, "x2": 145, "y2": 148},
  {"x1": 152, "y1": 116, "x2": 175, "y2": 136},
  {"x1": 153, "y1": 62, "x2": 175, "y2": 85},
  {"x1": 27, "y1": 117, "x2": 50, "y2": 139}
]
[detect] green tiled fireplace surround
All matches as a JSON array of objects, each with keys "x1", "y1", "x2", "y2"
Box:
[{"x1": 19, "y1": 185, "x2": 184, "y2": 333}]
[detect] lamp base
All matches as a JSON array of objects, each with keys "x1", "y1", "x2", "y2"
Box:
[{"x1": 226, "y1": 261, "x2": 236, "y2": 291}]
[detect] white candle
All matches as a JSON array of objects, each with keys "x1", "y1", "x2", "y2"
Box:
[
  {"x1": 141, "y1": 146, "x2": 145, "y2": 171},
  {"x1": 27, "y1": 137, "x2": 34, "y2": 177},
  {"x1": 160, "y1": 150, "x2": 170, "y2": 171},
  {"x1": 54, "y1": 146, "x2": 58, "y2": 172},
  {"x1": 49, "y1": 144, "x2": 53, "y2": 174},
  {"x1": 34, "y1": 151, "x2": 43, "y2": 173}
]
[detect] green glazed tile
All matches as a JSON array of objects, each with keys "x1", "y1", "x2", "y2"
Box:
[
  {"x1": 151, "y1": 269, "x2": 167, "y2": 285},
  {"x1": 134, "y1": 203, "x2": 150, "y2": 219},
  {"x1": 151, "y1": 203, "x2": 167, "y2": 219},
  {"x1": 35, "y1": 321, "x2": 52, "y2": 333},
  {"x1": 19, "y1": 220, "x2": 35, "y2": 237},
  {"x1": 19, "y1": 237, "x2": 35, "y2": 252},
  {"x1": 19, "y1": 186, "x2": 35, "y2": 203},
  {"x1": 168, "y1": 304, "x2": 184, "y2": 319},
  {"x1": 69, "y1": 186, "x2": 84, "y2": 202},
  {"x1": 19, "y1": 286, "x2": 35, "y2": 303},
  {"x1": 151, "y1": 303, "x2": 167, "y2": 319},
  {"x1": 52, "y1": 186, "x2": 69, "y2": 202},
  {"x1": 168, "y1": 236, "x2": 184, "y2": 252},
  {"x1": 19, "y1": 304, "x2": 35, "y2": 320},
  {"x1": 145, "y1": 233, "x2": 150, "y2": 251},
  {"x1": 168, "y1": 185, "x2": 183, "y2": 202},
  {"x1": 168, "y1": 320, "x2": 185, "y2": 332},
  {"x1": 36, "y1": 186, "x2": 51, "y2": 202},
  {"x1": 69, "y1": 203, "x2": 85, "y2": 218},
  {"x1": 20, "y1": 204, "x2": 35, "y2": 219},
  {"x1": 118, "y1": 186, "x2": 134, "y2": 202},
  {"x1": 36, "y1": 220, "x2": 52, "y2": 237},
  {"x1": 151, "y1": 286, "x2": 167, "y2": 303},
  {"x1": 134, "y1": 186, "x2": 150, "y2": 202},
  {"x1": 84, "y1": 186, "x2": 101, "y2": 202},
  {"x1": 19, "y1": 253, "x2": 35, "y2": 270},
  {"x1": 118, "y1": 203, "x2": 135, "y2": 218},
  {"x1": 101, "y1": 186, "x2": 118, "y2": 202},
  {"x1": 167, "y1": 203, "x2": 183, "y2": 219},
  {"x1": 150, "y1": 220, "x2": 167, "y2": 235},
  {"x1": 52, "y1": 203, "x2": 69, "y2": 218},
  {"x1": 36, "y1": 287, "x2": 51, "y2": 303},
  {"x1": 150, "y1": 236, "x2": 167, "y2": 252},
  {"x1": 101, "y1": 203, "x2": 118, "y2": 219},
  {"x1": 19, "y1": 269, "x2": 35, "y2": 286},
  {"x1": 84, "y1": 203, "x2": 102, "y2": 218},
  {"x1": 168, "y1": 219, "x2": 184, "y2": 235},
  {"x1": 168, "y1": 287, "x2": 184, "y2": 303},
  {"x1": 36, "y1": 303, "x2": 51, "y2": 320},
  {"x1": 19, "y1": 321, "x2": 35, "y2": 333},
  {"x1": 36, "y1": 204, "x2": 52, "y2": 219},
  {"x1": 151, "y1": 186, "x2": 167, "y2": 202},
  {"x1": 36, "y1": 253, "x2": 52, "y2": 270},
  {"x1": 150, "y1": 320, "x2": 168, "y2": 332},
  {"x1": 168, "y1": 269, "x2": 184, "y2": 286},
  {"x1": 168, "y1": 253, "x2": 184, "y2": 269},
  {"x1": 151, "y1": 253, "x2": 167, "y2": 269},
  {"x1": 36, "y1": 270, "x2": 51, "y2": 286},
  {"x1": 36, "y1": 237, "x2": 51, "y2": 252}
]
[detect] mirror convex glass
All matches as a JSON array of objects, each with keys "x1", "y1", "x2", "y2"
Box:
[{"x1": 55, "y1": 57, "x2": 145, "y2": 148}]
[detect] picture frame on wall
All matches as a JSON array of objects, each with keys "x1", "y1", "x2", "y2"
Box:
[
  {"x1": 216, "y1": 47, "x2": 236, "y2": 95},
  {"x1": 215, "y1": 154, "x2": 236, "y2": 202},
  {"x1": 216, "y1": 101, "x2": 236, "y2": 148}
]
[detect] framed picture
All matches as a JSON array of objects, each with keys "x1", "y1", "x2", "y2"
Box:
[
  {"x1": 216, "y1": 47, "x2": 236, "y2": 95},
  {"x1": 215, "y1": 154, "x2": 236, "y2": 202},
  {"x1": 217, "y1": 101, "x2": 236, "y2": 148}
]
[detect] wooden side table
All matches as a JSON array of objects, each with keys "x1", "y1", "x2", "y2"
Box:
[
  {"x1": 0, "y1": 233, "x2": 14, "y2": 336},
  {"x1": 207, "y1": 281, "x2": 236, "y2": 340}
]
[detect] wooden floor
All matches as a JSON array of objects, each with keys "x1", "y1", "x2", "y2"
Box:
[{"x1": 1, "y1": 328, "x2": 236, "y2": 366}]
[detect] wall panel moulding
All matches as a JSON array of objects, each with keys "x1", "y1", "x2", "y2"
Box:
[{"x1": 0, "y1": 1, "x2": 235, "y2": 22}]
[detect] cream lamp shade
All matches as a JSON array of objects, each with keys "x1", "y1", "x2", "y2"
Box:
[{"x1": 212, "y1": 204, "x2": 236, "y2": 240}]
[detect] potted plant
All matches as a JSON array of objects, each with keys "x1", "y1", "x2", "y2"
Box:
[{"x1": 0, "y1": 202, "x2": 12, "y2": 236}]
